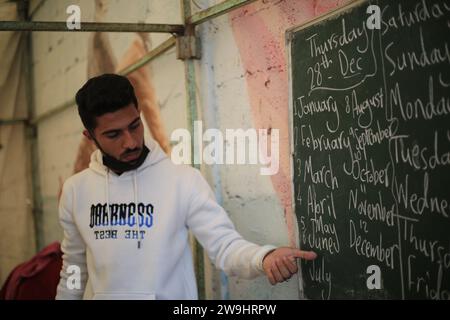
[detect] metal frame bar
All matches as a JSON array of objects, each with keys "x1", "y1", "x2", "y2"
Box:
[
  {"x1": 0, "y1": 118, "x2": 27, "y2": 125},
  {"x1": 29, "y1": 36, "x2": 176, "y2": 125},
  {"x1": 29, "y1": 0, "x2": 47, "y2": 19},
  {"x1": 0, "y1": 21, "x2": 185, "y2": 33},
  {"x1": 0, "y1": 0, "x2": 256, "y2": 32},
  {"x1": 118, "y1": 36, "x2": 176, "y2": 75},
  {"x1": 187, "y1": 0, "x2": 257, "y2": 25}
]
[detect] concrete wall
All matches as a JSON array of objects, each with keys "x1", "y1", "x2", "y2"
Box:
[{"x1": 24, "y1": 0, "x2": 350, "y2": 299}]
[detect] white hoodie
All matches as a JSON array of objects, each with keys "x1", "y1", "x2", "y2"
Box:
[{"x1": 56, "y1": 137, "x2": 276, "y2": 300}]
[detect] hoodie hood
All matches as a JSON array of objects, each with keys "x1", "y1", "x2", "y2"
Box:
[{"x1": 88, "y1": 136, "x2": 167, "y2": 177}]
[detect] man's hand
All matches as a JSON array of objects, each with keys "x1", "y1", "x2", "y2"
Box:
[{"x1": 262, "y1": 247, "x2": 317, "y2": 285}]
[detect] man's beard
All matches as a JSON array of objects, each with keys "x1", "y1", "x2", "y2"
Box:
[
  {"x1": 89, "y1": 132, "x2": 149, "y2": 174},
  {"x1": 102, "y1": 145, "x2": 149, "y2": 174}
]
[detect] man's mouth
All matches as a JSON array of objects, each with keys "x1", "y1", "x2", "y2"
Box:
[{"x1": 122, "y1": 150, "x2": 141, "y2": 161}]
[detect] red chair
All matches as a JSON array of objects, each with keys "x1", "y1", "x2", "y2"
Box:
[{"x1": 0, "y1": 242, "x2": 63, "y2": 300}]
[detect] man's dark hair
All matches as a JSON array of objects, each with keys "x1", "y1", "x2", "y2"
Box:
[{"x1": 76, "y1": 73, "x2": 138, "y2": 130}]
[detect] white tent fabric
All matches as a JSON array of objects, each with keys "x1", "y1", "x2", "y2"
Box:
[{"x1": 0, "y1": 1, "x2": 36, "y2": 286}]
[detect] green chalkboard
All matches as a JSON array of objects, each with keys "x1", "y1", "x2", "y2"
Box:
[{"x1": 288, "y1": 0, "x2": 450, "y2": 299}]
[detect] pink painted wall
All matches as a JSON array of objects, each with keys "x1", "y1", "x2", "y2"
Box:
[{"x1": 229, "y1": 0, "x2": 351, "y2": 247}]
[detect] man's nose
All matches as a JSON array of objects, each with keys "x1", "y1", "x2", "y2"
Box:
[{"x1": 122, "y1": 130, "x2": 137, "y2": 150}]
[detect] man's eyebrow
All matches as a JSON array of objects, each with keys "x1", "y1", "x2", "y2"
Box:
[
  {"x1": 101, "y1": 116, "x2": 141, "y2": 136},
  {"x1": 129, "y1": 117, "x2": 141, "y2": 126},
  {"x1": 101, "y1": 128, "x2": 120, "y2": 136}
]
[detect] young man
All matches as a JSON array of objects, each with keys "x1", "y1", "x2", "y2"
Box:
[{"x1": 56, "y1": 73, "x2": 317, "y2": 300}]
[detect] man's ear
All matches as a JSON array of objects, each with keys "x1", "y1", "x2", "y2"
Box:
[{"x1": 83, "y1": 129, "x2": 93, "y2": 140}]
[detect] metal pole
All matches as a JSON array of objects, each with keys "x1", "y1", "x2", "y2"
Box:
[
  {"x1": 0, "y1": 21, "x2": 184, "y2": 34},
  {"x1": 21, "y1": 2, "x2": 44, "y2": 252},
  {"x1": 187, "y1": 0, "x2": 258, "y2": 25},
  {"x1": 118, "y1": 36, "x2": 176, "y2": 76},
  {"x1": 181, "y1": 0, "x2": 205, "y2": 301},
  {"x1": 29, "y1": 0, "x2": 47, "y2": 19}
]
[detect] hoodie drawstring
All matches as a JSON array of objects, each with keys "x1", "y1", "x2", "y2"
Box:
[
  {"x1": 133, "y1": 171, "x2": 142, "y2": 249},
  {"x1": 105, "y1": 168, "x2": 142, "y2": 250},
  {"x1": 106, "y1": 168, "x2": 111, "y2": 227}
]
